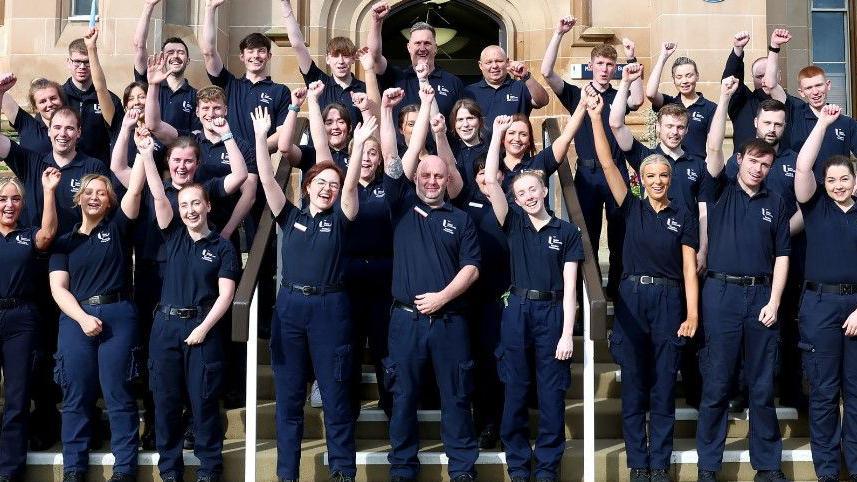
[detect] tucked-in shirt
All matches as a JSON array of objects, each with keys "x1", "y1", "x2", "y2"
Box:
[
  {"x1": 209, "y1": 67, "x2": 291, "y2": 145},
  {"x1": 275, "y1": 202, "x2": 351, "y2": 288},
  {"x1": 558, "y1": 82, "x2": 629, "y2": 176},
  {"x1": 799, "y1": 192, "x2": 857, "y2": 284},
  {"x1": 0, "y1": 226, "x2": 41, "y2": 299}
]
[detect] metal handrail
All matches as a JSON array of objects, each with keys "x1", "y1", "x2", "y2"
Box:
[{"x1": 542, "y1": 117, "x2": 608, "y2": 340}]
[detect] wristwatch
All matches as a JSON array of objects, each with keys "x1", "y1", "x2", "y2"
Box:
[
  {"x1": 626, "y1": 56, "x2": 638, "y2": 64},
  {"x1": 220, "y1": 132, "x2": 234, "y2": 142}
]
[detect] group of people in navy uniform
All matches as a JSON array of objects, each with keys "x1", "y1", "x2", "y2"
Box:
[{"x1": 0, "y1": 1, "x2": 856, "y2": 482}]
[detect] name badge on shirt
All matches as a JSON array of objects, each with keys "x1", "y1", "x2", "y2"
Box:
[
  {"x1": 468, "y1": 201, "x2": 484, "y2": 208},
  {"x1": 414, "y1": 206, "x2": 428, "y2": 218},
  {"x1": 294, "y1": 222, "x2": 307, "y2": 232}
]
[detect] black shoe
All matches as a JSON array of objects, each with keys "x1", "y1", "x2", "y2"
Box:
[
  {"x1": 197, "y1": 474, "x2": 221, "y2": 482},
  {"x1": 451, "y1": 475, "x2": 476, "y2": 482},
  {"x1": 108, "y1": 473, "x2": 136, "y2": 482},
  {"x1": 819, "y1": 476, "x2": 839, "y2": 482},
  {"x1": 29, "y1": 409, "x2": 61, "y2": 451},
  {"x1": 650, "y1": 469, "x2": 672, "y2": 482},
  {"x1": 223, "y1": 389, "x2": 244, "y2": 409},
  {"x1": 698, "y1": 470, "x2": 717, "y2": 482},
  {"x1": 183, "y1": 423, "x2": 195, "y2": 450},
  {"x1": 63, "y1": 473, "x2": 86, "y2": 482},
  {"x1": 329, "y1": 473, "x2": 355, "y2": 482},
  {"x1": 511, "y1": 477, "x2": 529, "y2": 482},
  {"x1": 162, "y1": 475, "x2": 183, "y2": 482},
  {"x1": 630, "y1": 468, "x2": 650, "y2": 482},
  {"x1": 728, "y1": 394, "x2": 748, "y2": 413},
  {"x1": 0, "y1": 474, "x2": 11, "y2": 482},
  {"x1": 754, "y1": 470, "x2": 789, "y2": 482},
  {"x1": 536, "y1": 477, "x2": 559, "y2": 482},
  {"x1": 478, "y1": 426, "x2": 499, "y2": 450},
  {"x1": 390, "y1": 477, "x2": 416, "y2": 482}
]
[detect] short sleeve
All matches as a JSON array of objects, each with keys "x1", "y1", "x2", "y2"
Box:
[
  {"x1": 133, "y1": 69, "x2": 146, "y2": 84},
  {"x1": 272, "y1": 85, "x2": 292, "y2": 129},
  {"x1": 706, "y1": 170, "x2": 729, "y2": 202},
  {"x1": 382, "y1": 171, "x2": 410, "y2": 216},
  {"x1": 48, "y1": 240, "x2": 69, "y2": 273},
  {"x1": 457, "y1": 213, "x2": 481, "y2": 269},
  {"x1": 112, "y1": 208, "x2": 134, "y2": 239},
  {"x1": 558, "y1": 82, "x2": 581, "y2": 114},
  {"x1": 532, "y1": 147, "x2": 559, "y2": 177},
  {"x1": 624, "y1": 139, "x2": 649, "y2": 172},
  {"x1": 654, "y1": 93, "x2": 677, "y2": 112},
  {"x1": 500, "y1": 204, "x2": 523, "y2": 233},
  {"x1": 273, "y1": 200, "x2": 297, "y2": 228},
  {"x1": 204, "y1": 176, "x2": 229, "y2": 201},
  {"x1": 378, "y1": 64, "x2": 404, "y2": 90},
  {"x1": 773, "y1": 197, "x2": 792, "y2": 257},
  {"x1": 616, "y1": 190, "x2": 635, "y2": 218},
  {"x1": 235, "y1": 138, "x2": 258, "y2": 174},
  {"x1": 217, "y1": 241, "x2": 241, "y2": 281},
  {"x1": 301, "y1": 61, "x2": 326, "y2": 85},
  {"x1": 297, "y1": 145, "x2": 317, "y2": 172},
  {"x1": 680, "y1": 211, "x2": 700, "y2": 251},
  {"x1": 563, "y1": 223, "x2": 585, "y2": 263},
  {"x1": 12, "y1": 109, "x2": 38, "y2": 133},
  {"x1": 209, "y1": 66, "x2": 234, "y2": 89},
  {"x1": 3, "y1": 141, "x2": 40, "y2": 180}
]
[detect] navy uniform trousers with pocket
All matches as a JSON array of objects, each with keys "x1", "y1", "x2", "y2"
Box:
[
  {"x1": 149, "y1": 309, "x2": 225, "y2": 478},
  {"x1": 55, "y1": 300, "x2": 140, "y2": 475},
  {"x1": 496, "y1": 293, "x2": 572, "y2": 480},
  {"x1": 0, "y1": 303, "x2": 38, "y2": 478},
  {"x1": 384, "y1": 306, "x2": 478, "y2": 479},
  {"x1": 609, "y1": 279, "x2": 685, "y2": 470},
  {"x1": 798, "y1": 289, "x2": 857, "y2": 478},
  {"x1": 270, "y1": 288, "x2": 356, "y2": 480},
  {"x1": 696, "y1": 279, "x2": 782, "y2": 472}
]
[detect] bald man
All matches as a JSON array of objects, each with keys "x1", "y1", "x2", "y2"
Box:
[{"x1": 464, "y1": 45, "x2": 549, "y2": 126}]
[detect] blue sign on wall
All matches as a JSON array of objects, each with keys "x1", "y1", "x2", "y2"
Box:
[{"x1": 569, "y1": 63, "x2": 629, "y2": 80}]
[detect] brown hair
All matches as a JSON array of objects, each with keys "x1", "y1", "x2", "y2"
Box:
[
  {"x1": 122, "y1": 81, "x2": 148, "y2": 108},
  {"x1": 73, "y1": 174, "x2": 118, "y2": 211},
  {"x1": 178, "y1": 183, "x2": 210, "y2": 204},
  {"x1": 68, "y1": 38, "x2": 87, "y2": 56},
  {"x1": 823, "y1": 155, "x2": 857, "y2": 178},
  {"x1": 758, "y1": 99, "x2": 787, "y2": 115},
  {"x1": 165, "y1": 136, "x2": 201, "y2": 163},
  {"x1": 657, "y1": 103, "x2": 689, "y2": 123},
  {"x1": 590, "y1": 44, "x2": 617, "y2": 61},
  {"x1": 28, "y1": 78, "x2": 66, "y2": 112},
  {"x1": 510, "y1": 170, "x2": 547, "y2": 191},
  {"x1": 449, "y1": 98, "x2": 484, "y2": 139},
  {"x1": 398, "y1": 104, "x2": 419, "y2": 131},
  {"x1": 49, "y1": 106, "x2": 81, "y2": 129},
  {"x1": 507, "y1": 113, "x2": 536, "y2": 156},
  {"x1": 197, "y1": 85, "x2": 227, "y2": 105},
  {"x1": 239, "y1": 33, "x2": 272, "y2": 53},
  {"x1": 301, "y1": 161, "x2": 344, "y2": 198},
  {"x1": 327, "y1": 37, "x2": 357, "y2": 57},
  {"x1": 739, "y1": 138, "x2": 777, "y2": 158},
  {"x1": 322, "y1": 102, "x2": 353, "y2": 136},
  {"x1": 671, "y1": 56, "x2": 698, "y2": 76},
  {"x1": 798, "y1": 65, "x2": 827, "y2": 82}
]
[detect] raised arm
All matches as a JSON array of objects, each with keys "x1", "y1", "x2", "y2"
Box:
[
  {"x1": 609, "y1": 64, "x2": 642, "y2": 151},
  {"x1": 83, "y1": 27, "x2": 116, "y2": 126},
  {"x1": 762, "y1": 29, "x2": 790, "y2": 102},
  {"x1": 484, "y1": 115, "x2": 511, "y2": 225},
  {"x1": 306, "y1": 80, "x2": 333, "y2": 162},
  {"x1": 142, "y1": 140, "x2": 173, "y2": 229},
  {"x1": 430, "y1": 113, "x2": 463, "y2": 198},
  {"x1": 357, "y1": 47, "x2": 382, "y2": 119},
  {"x1": 252, "y1": 106, "x2": 286, "y2": 217},
  {"x1": 508, "y1": 60, "x2": 549, "y2": 108},
  {"x1": 280, "y1": 0, "x2": 313, "y2": 74},
  {"x1": 133, "y1": 0, "x2": 161, "y2": 75},
  {"x1": 0, "y1": 74, "x2": 21, "y2": 125},
  {"x1": 367, "y1": 3, "x2": 390, "y2": 74},
  {"x1": 379, "y1": 87, "x2": 405, "y2": 163},
  {"x1": 200, "y1": 0, "x2": 226, "y2": 76},
  {"x1": 402, "y1": 84, "x2": 435, "y2": 180},
  {"x1": 209, "y1": 117, "x2": 248, "y2": 193},
  {"x1": 591, "y1": 94, "x2": 627, "y2": 204},
  {"x1": 277, "y1": 88, "x2": 306, "y2": 167},
  {"x1": 120, "y1": 132, "x2": 150, "y2": 220},
  {"x1": 705, "y1": 76, "x2": 738, "y2": 177},
  {"x1": 144, "y1": 53, "x2": 179, "y2": 144},
  {"x1": 795, "y1": 104, "x2": 841, "y2": 202},
  {"x1": 623, "y1": 38, "x2": 644, "y2": 109},
  {"x1": 110, "y1": 110, "x2": 143, "y2": 188},
  {"x1": 341, "y1": 117, "x2": 377, "y2": 220},
  {"x1": 647, "y1": 42, "x2": 677, "y2": 110},
  {"x1": 540, "y1": 16, "x2": 576, "y2": 95},
  {"x1": 35, "y1": 167, "x2": 61, "y2": 251},
  {"x1": 551, "y1": 97, "x2": 588, "y2": 162}
]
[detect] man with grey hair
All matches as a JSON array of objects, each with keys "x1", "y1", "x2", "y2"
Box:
[
  {"x1": 367, "y1": 2, "x2": 465, "y2": 118},
  {"x1": 464, "y1": 45, "x2": 550, "y2": 126}
]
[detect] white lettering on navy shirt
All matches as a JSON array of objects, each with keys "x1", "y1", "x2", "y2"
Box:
[
  {"x1": 686, "y1": 169, "x2": 698, "y2": 182},
  {"x1": 835, "y1": 128, "x2": 846, "y2": 141},
  {"x1": 666, "y1": 218, "x2": 681, "y2": 233},
  {"x1": 97, "y1": 231, "x2": 111, "y2": 243},
  {"x1": 70, "y1": 178, "x2": 82, "y2": 194},
  {"x1": 436, "y1": 85, "x2": 450, "y2": 96},
  {"x1": 505, "y1": 93, "x2": 519, "y2": 102},
  {"x1": 691, "y1": 111, "x2": 705, "y2": 123},
  {"x1": 319, "y1": 219, "x2": 332, "y2": 233},
  {"x1": 15, "y1": 234, "x2": 31, "y2": 246},
  {"x1": 260, "y1": 93, "x2": 273, "y2": 104},
  {"x1": 220, "y1": 152, "x2": 230, "y2": 164},
  {"x1": 442, "y1": 219, "x2": 457, "y2": 234},
  {"x1": 782, "y1": 165, "x2": 795, "y2": 177},
  {"x1": 548, "y1": 236, "x2": 562, "y2": 251},
  {"x1": 202, "y1": 249, "x2": 216, "y2": 262},
  {"x1": 761, "y1": 208, "x2": 773, "y2": 223},
  {"x1": 372, "y1": 186, "x2": 385, "y2": 198},
  {"x1": 182, "y1": 101, "x2": 193, "y2": 113},
  {"x1": 93, "y1": 104, "x2": 102, "y2": 114}
]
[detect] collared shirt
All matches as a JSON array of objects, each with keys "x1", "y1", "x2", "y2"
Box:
[
  {"x1": 800, "y1": 192, "x2": 857, "y2": 284},
  {"x1": 787, "y1": 100, "x2": 857, "y2": 182},
  {"x1": 619, "y1": 193, "x2": 698, "y2": 280},
  {"x1": 725, "y1": 146, "x2": 798, "y2": 217},
  {"x1": 4, "y1": 142, "x2": 109, "y2": 234},
  {"x1": 12, "y1": 110, "x2": 51, "y2": 154},
  {"x1": 558, "y1": 81, "x2": 629, "y2": 174},
  {"x1": 625, "y1": 140, "x2": 711, "y2": 215},
  {"x1": 706, "y1": 173, "x2": 791, "y2": 276},
  {"x1": 379, "y1": 64, "x2": 465, "y2": 118},
  {"x1": 275, "y1": 201, "x2": 351, "y2": 288},
  {"x1": 384, "y1": 173, "x2": 480, "y2": 310},
  {"x1": 503, "y1": 205, "x2": 583, "y2": 292},
  {"x1": 0, "y1": 226, "x2": 40, "y2": 299},
  {"x1": 209, "y1": 67, "x2": 291, "y2": 145},
  {"x1": 62, "y1": 79, "x2": 124, "y2": 163},
  {"x1": 655, "y1": 92, "x2": 717, "y2": 159},
  {"x1": 297, "y1": 144, "x2": 350, "y2": 173},
  {"x1": 453, "y1": 139, "x2": 488, "y2": 194},
  {"x1": 500, "y1": 148, "x2": 559, "y2": 194},
  {"x1": 302, "y1": 60, "x2": 366, "y2": 122},
  {"x1": 455, "y1": 188, "x2": 510, "y2": 297},
  {"x1": 346, "y1": 175, "x2": 393, "y2": 258},
  {"x1": 159, "y1": 220, "x2": 240, "y2": 307},
  {"x1": 134, "y1": 69, "x2": 202, "y2": 133},
  {"x1": 463, "y1": 76, "x2": 533, "y2": 126},
  {"x1": 49, "y1": 209, "x2": 134, "y2": 300}
]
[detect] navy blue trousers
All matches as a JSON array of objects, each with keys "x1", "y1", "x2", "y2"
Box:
[
  {"x1": 270, "y1": 289, "x2": 356, "y2": 480},
  {"x1": 384, "y1": 307, "x2": 478, "y2": 479},
  {"x1": 0, "y1": 304, "x2": 38, "y2": 477},
  {"x1": 798, "y1": 288, "x2": 857, "y2": 478},
  {"x1": 610, "y1": 279, "x2": 684, "y2": 470},
  {"x1": 697, "y1": 279, "x2": 782, "y2": 471},
  {"x1": 496, "y1": 294, "x2": 571, "y2": 479},
  {"x1": 575, "y1": 165, "x2": 625, "y2": 296},
  {"x1": 149, "y1": 309, "x2": 225, "y2": 478},
  {"x1": 55, "y1": 301, "x2": 140, "y2": 474}
]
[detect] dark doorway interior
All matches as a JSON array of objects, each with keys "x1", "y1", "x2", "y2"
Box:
[{"x1": 381, "y1": 0, "x2": 505, "y2": 85}]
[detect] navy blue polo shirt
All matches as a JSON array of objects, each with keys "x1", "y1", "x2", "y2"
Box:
[
  {"x1": 725, "y1": 147, "x2": 798, "y2": 217},
  {"x1": 463, "y1": 76, "x2": 533, "y2": 126},
  {"x1": 0, "y1": 226, "x2": 41, "y2": 299},
  {"x1": 558, "y1": 81, "x2": 629, "y2": 175},
  {"x1": 455, "y1": 189, "x2": 510, "y2": 297},
  {"x1": 297, "y1": 144, "x2": 350, "y2": 173},
  {"x1": 800, "y1": 192, "x2": 857, "y2": 283},
  {"x1": 624, "y1": 140, "x2": 711, "y2": 215},
  {"x1": 158, "y1": 220, "x2": 240, "y2": 307},
  {"x1": 275, "y1": 201, "x2": 351, "y2": 287},
  {"x1": 654, "y1": 93, "x2": 716, "y2": 159},
  {"x1": 115, "y1": 135, "x2": 167, "y2": 173},
  {"x1": 500, "y1": 147, "x2": 559, "y2": 193},
  {"x1": 787, "y1": 101, "x2": 857, "y2": 182},
  {"x1": 384, "y1": 173, "x2": 480, "y2": 310},
  {"x1": 186, "y1": 131, "x2": 257, "y2": 180},
  {"x1": 49, "y1": 209, "x2": 133, "y2": 300},
  {"x1": 302, "y1": 60, "x2": 366, "y2": 121},
  {"x1": 134, "y1": 70, "x2": 202, "y2": 133},
  {"x1": 378, "y1": 64, "x2": 464, "y2": 118},
  {"x1": 12, "y1": 110, "x2": 52, "y2": 154},
  {"x1": 705, "y1": 173, "x2": 791, "y2": 276},
  {"x1": 3, "y1": 141, "x2": 109, "y2": 234},
  {"x1": 209, "y1": 67, "x2": 291, "y2": 145},
  {"x1": 619, "y1": 193, "x2": 698, "y2": 281},
  {"x1": 453, "y1": 140, "x2": 488, "y2": 193},
  {"x1": 502, "y1": 205, "x2": 583, "y2": 292},
  {"x1": 346, "y1": 176, "x2": 393, "y2": 258},
  {"x1": 62, "y1": 79, "x2": 124, "y2": 163}
]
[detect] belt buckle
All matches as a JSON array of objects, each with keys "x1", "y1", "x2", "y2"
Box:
[
  {"x1": 743, "y1": 277, "x2": 755, "y2": 287},
  {"x1": 841, "y1": 285, "x2": 855, "y2": 296},
  {"x1": 639, "y1": 275, "x2": 654, "y2": 285},
  {"x1": 176, "y1": 308, "x2": 195, "y2": 319},
  {"x1": 299, "y1": 285, "x2": 315, "y2": 296}
]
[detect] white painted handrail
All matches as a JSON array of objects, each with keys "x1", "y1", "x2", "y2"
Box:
[
  {"x1": 244, "y1": 286, "x2": 259, "y2": 482},
  {"x1": 582, "y1": 281, "x2": 595, "y2": 482}
]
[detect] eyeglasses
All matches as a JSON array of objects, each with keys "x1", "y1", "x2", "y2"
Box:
[
  {"x1": 69, "y1": 59, "x2": 90, "y2": 68},
  {"x1": 314, "y1": 179, "x2": 341, "y2": 190}
]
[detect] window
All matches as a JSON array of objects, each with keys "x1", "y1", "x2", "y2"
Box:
[
  {"x1": 165, "y1": 0, "x2": 191, "y2": 26},
  {"x1": 70, "y1": 0, "x2": 98, "y2": 19},
  {"x1": 810, "y1": 0, "x2": 852, "y2": 113}
]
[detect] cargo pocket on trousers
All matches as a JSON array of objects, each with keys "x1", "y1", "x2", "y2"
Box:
[
  {"x1": 382, "y1": 357, "x2": 398, "y2": 395},
  {"x1": 494, "y1": 346, "x2": 508, "y2": 384},
  {"x1": 458, "y1": 360, "x2": 476, "y2": 398},
  {"x1": 607, "y1": 329, "x2": 624, "y2": 366},
  {"x1": 52, "y1": 353, "x2": 68, "y2": 390},
  {"x1": 127, "y1": 346, "x2": 143, "y2": 383},
  {"x1": 333, "y1": 344, "x2": 353, "y2": 383},
  {"x1": 202, "y1": 361, "x2": 224, "y2": 400},
  {"x1": 797, "y1": 341, "x2": 817, "y2": 387}
]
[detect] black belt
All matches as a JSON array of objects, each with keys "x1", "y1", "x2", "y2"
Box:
[
  {"x1": 0, "y1": 298, "x2": 24, "y2": 309},
  {"x1": 805, "y1": 281, "x2": 857, "y2": 296},
  {"x1": 286, "y1": 282, "x2": 343, "y2": 296},
  {"x1": 392, "y1": 300, "x2": 460, "y2": 317},
  {"x1": 393, "y1": 300, "x2": 417, "y2": 313},
  {"x1": 510, "y1": 286, "x2": 564, "y2": 301},
  {"x1": 707, "y1": 271, "x2": 771, "y2": 287},
  {"x1": 79, "y1": 293, "x2": 123, "y2": 305},
  {"x1": 157, "y1": 304, "x2": 209, "y2": 319},
  {"x1": 577, "y1": 158, "x2": 602, "y2": 170},
  {"x1": 625, "y1": 275, "x2": 681, "y2": 288}
]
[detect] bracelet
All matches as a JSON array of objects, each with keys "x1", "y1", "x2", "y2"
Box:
[
  {"x1": 626, "y1": 56, "x2": 638, "y2": 64},
  {"x1": 220, "y1": 132, "x2": 234, "y2": 142},
  {"x1": 768, "y1": 45, "x2": 781, "y2": 53},
  {"x1": 288, "y1": 104, "x2": 301, "y2": 112}
]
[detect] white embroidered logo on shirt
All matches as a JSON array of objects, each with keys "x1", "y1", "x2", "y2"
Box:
[
  {"x1": 835, "y1": 128, "x2": 846, "y2": 141},
  {"x1": 15, "y1": 234, "x2": 31, "y2": 246},
  {"x1": 691, "y1": 111, "x2": 705, "y2": 123},
  {"x1": 436, "y1": 85, "x2": 450, "y2": 96},
  {"x1": 761, "y1": 208, "x2": 772, "y2": 223},
  {"x1": 93, "y1": 104, "x2": 102, "y2": 114},
  {"x1": 372, "y1": 186, "x2": 385, "y2": 198},
  {"x1": 505, "y1": 94, "x2": 519, "y2": 102},
  {"x1": 686, "y1": 169, "x2": 698, "y2": 182},
  {"x1": 442, "y1": 219, "x2": 457, "y2": 234},
  {"x1": 260, "y1": 93, "x2": 272, "y2": 104},
  {"x1": 182, "y1": 101, "x2": 193, "y2": 113},
  {"x1": 220, "y1": 152, "x2": 230, "y2": 164},
  {"x1": 319, "y1": 219, "x2": 332, "y2": 233},
  {"x1": 97, "y1": 232, "x2": 111, "y2": 243},
  {"x1": 202, "y1": 249, "x2": 216, "y2": 262},
  {"x1": 548, "y1": 236, "x2": 562, "y2": 251},
  {"x1": 70, "y1": 179, "x2": 82, "y2": 194},
  {"x1": 782, "y1": 164, "x2": 795, "y2": 178},
  {"x1": 666, "y1": 218, "x2": 681, "y2": 233}
]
